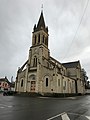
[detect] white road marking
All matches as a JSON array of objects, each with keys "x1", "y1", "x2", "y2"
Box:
[
  {"x1": 7, "y1": 106, "x2": 12, "y2": 108},
  {"x1": 68, "y1": 112, "x2": 90, "y2": 120},
  {"x1": 67, "y1": 97, "x2": 76, "y2": 99},
  {"x1": 39, "y1": 97, "x2": 49, "y2": 99},
  {"x1": 0, "y1": 104, "x2": 12, "y2": 108},
  {"x1": 86, "y1": 116, "x2": 90, "y2": 120},
  {"x1": 61, "y1": 113, "x2": 70, "y2": 120},
  {"x1": 0, "y1": 107, "x2": 5, "y2": 108},
  {"x1": 47, "y1": 112, "x2": 90, "y2": 120},
  {"x1": 46, "y1": 112, "x2": 66, "y2": 120},
  {"x1": 81, "y1": 102, "x2": 90, "y2": 107}
]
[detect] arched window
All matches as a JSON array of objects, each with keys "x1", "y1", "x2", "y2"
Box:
[
  {"x1": 21, "y1": 79, "x2": 23, "y2": 87},
  {"x1": 58, "y1": 79, "x2": 60, "y2": 86},
  {"x1": 45, "y1": 39, "x2": 46, "y2": 45},
  {"x1": 35, "y1": 35, "x2": 36, "y2": 44},
  {"x1": 33, "y1": 56, "x2": 37, "y2": 67},
  {"x1": 42, "y1": 35, "x2": 44, "y2": 43},
  {"x1": 44, "y1": 36, "x2": 48, "y2": 46},
  {"x1": 36, "y1": 57, "x2": 37, "y2": 66},
  {"x1": 33, "y1": 58, "x2": 35, "y2": 66},
  {"x1": 38, "y1": 34, "x2": 40, "y2": 43},
  {"x1": 46, "y1": 78, "x2": 48, "y2": 87},
  {"x1": 29, "y1": 74, "x2": 36, "y2": 80}
]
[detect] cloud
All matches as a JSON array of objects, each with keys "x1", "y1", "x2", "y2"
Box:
[{"x1": 0, "y1": 0, "x2": 90, "y2": 81}]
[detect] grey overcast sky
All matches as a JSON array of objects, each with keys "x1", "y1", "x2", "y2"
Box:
[{"x1": 0, "y1": 0, "x2": 90, "y2": 81}]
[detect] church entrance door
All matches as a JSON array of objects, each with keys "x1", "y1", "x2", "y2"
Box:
[{"x1": 30, "y1": 81, "x2": 36, "y2": 92}]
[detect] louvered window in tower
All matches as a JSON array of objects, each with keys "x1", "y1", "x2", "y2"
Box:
[
  {"x1": 38, "y1": 34, "x2": 40, "y2": 43},
  {"x1": 42, "y1": 35, "x2": 44, "y2": 43},
  {"x1": 45, "y1": 38, "x2": 47, "y2": 45},
  {"x1": 34, "y1": 35, "x2": 36, "y2": 45},
  {"x1": 45, "y1": 37, "x2": 48, "y2": 46}
]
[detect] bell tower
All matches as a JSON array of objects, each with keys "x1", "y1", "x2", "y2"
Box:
[
  {"x1": 29, "y1": 11, "x2": 50, "y2": 68},
  {"x1": 32, "y1": 11, "x2": 49, "y2": 48}
]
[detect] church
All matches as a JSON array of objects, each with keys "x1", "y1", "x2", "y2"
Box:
[{"x1": 15, "y1": 11, "x2": 85, "y2": 96}]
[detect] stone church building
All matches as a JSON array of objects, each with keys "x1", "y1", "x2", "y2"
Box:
[{"x1": 15, "y1": 11, "x2": 85, "y2": 96}]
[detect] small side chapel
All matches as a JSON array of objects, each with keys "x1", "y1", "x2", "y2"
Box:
[{"x1": 15, "y1": 11, "x2": 85, "y2": 96}]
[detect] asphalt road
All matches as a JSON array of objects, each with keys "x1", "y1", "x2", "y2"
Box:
[{"x1": 0, "y1": 94, "x2": 90, "y2": 120}]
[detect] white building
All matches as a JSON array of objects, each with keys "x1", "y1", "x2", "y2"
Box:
[{"x1": 15, "y1": 11, "x2": 85, "y2": 96}]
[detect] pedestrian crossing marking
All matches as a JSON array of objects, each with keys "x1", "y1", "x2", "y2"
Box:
[
  {"x1": 86, "y1": 116, "x2": 90, "y2": 120},
  {"x1": 61, "y1": 113, "x2": 70, "y2": 120},
  {"x1": 68, "y1": 112, "x2": 90, "y2": 120},
  {"x1": 47, "y1": 112, "x2": 90, "y2": 120},
  {"x1": 46, "y1": 112, "x2": 66, "y2": 120},
  {"x1": 0, "y1": 104, "x2": 13, "y2": 109},
  {"x1": 47, "y1": 112, "x2": 70, "y2": 120}
]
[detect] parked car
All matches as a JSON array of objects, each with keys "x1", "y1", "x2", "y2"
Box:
[
  {"x1": 3, "y1": 90, "x2": 8, "y2": 96},
  {"x1": 3, "y1": 90, "x2": 15, "y2": 96}
]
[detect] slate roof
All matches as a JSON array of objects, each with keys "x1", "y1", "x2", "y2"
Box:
[
  {"x1": 0, "y1": 77, "x2": 15, "y2": 87},
  {"x1": 0, "y1": 78, "x2": 5, "y2": 82},
  {"x1": 0, "y1": 77, "x2": 10, "y2": 84},
  {"x1": 62, "y1": 61, "x2": 80, "y2": 68},
  {"x1": 33, "y1": 11, "x2": 48, "y2": 33},
  {"x1": 37, "y1": 11, "x2": 45, "y2": 30}
]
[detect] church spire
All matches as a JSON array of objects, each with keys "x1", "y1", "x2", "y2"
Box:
[
  {"x1": 33, "y1": 10, "x2": 48, "y2": 33},
  {"x1": 32, "y1": 10, "x2": 49, "y2": 48},
  {"x1": 37, "y1": 11, "x2": 45, "y2": 30}
]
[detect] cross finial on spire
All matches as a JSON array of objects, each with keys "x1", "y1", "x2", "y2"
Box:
[{"x1": 41, "y1": 4, "x2": 43, "y2": 12}]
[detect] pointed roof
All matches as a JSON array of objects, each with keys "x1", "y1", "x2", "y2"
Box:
[
  {"x1": 37, "y1": 11, "x2": 45, "y2": 29},
  {"x1": 33, "y1": 11, "x2": 48, "y2": 33},
  {"x1": 0, "y1": 77, "x2": 10, "y2": 84}
]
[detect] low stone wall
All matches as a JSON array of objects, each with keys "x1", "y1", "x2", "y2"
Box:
[
  {"x1": 15, "y1": 92, "x2": 83, "y2": 97},
  {"x1": 85, "y1": 89, "x2": 90, "y2": 95},
  {"x1": 42, "y1": 93, "x2": 82, "y2": 97}
]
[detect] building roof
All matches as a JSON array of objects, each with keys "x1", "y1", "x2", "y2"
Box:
[
  {"x1": 0, "y1": 78, "x2": 5, "y2": 82},
  {"x1": 37, "y1": 11, "x2": 45, "y2": 30},
  {"x1": 0, "y1": 77, "x2": 10, "y2": 84},
  {"x1": 0, "y1": 77, "x2": 15, "y2": 87},
  {"x1": 33, "y1": 11, "x2": 48, "y2": 33},
  {"x1": 62, "y1": 61, "x2": 80, "y2": 68},
  {"x1": 50, "y1": 56, "x2": 62, "y2": 66}
]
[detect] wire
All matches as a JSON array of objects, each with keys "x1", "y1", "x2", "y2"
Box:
[{"x1": 62, "y1": 0, "x2": 89, "y2": 61}]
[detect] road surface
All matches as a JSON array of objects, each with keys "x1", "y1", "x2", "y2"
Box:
[{"x1": 0, "y1": 94, "x2": 90, "y2": 120}]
